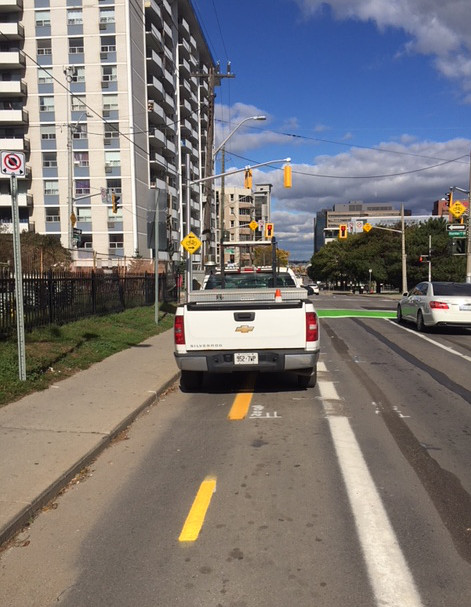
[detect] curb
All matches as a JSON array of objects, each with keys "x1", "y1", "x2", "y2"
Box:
[{"x1": 0, "y1": 371, "x2": 180, "y2": 548}]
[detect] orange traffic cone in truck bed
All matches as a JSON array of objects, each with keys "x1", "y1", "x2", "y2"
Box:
[{"x1": 275, "y1": 288, "x2": 282, "y2": 302}]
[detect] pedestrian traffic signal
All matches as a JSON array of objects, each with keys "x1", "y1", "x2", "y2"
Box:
[
  {"x1": 111, "y1": 192, "x2": 120, "y2": 213},
  {"x1": 265, "y1": 222, "x2": 274, "y2": 239},
  {"x1": 284, "y1": 165, "x2": 292, "y2": 188},
  {"x1": 338, "y1": 224, "x2": 347, "y2": 239},
  {"x1": 244, "y1": 169, "x2": 252, "y2": 189}
]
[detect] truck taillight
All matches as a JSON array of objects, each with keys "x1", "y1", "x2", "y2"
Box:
[
  {"x1": 174, "y1": 314, "x2": 185, "y2": 345},
  {"x1": 306, "y1": 311, "x2": 318, "y2": 342}
]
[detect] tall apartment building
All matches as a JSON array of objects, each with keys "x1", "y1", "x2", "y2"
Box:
[
  {"x1": 214, "y1": 182, "x2": 272, "y2": 266},
  {"x1": 0, "y1": 0, "x2": 216, "y2": 270}
]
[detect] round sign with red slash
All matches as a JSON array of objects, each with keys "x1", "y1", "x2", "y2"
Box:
[{"x1": 1, "y1": 151, "x2": 25, "y2": 176}]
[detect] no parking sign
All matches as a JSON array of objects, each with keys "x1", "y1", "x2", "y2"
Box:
[{"x1": 1, "y1": 151, "x2": 25, "y2": 176}]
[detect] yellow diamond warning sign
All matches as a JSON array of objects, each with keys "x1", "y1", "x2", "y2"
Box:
[
  {"x1": 181, "y1": 232, "x2": 202, "y2": 254},
  {"x1": 249, "y1": 220, "x2": 258, "y2": 231},
  {"x1": 450, "y1": 201, "x2": 466, "y2": 219}
]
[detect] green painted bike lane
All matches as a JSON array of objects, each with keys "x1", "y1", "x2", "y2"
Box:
[{"x1": 317, "y1": 310, "x2": 396, "y2": 318}]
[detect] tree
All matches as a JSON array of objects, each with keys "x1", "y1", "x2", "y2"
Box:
[
  {"x1": 0, "y1": 232, "x2": 71, "y2": 273},
  {"x1": 253, "y1": 246, "x2": 289, "y2": 267},
  {"x1": 308, "y1": 218, "x2": 466, "y2": 290}
]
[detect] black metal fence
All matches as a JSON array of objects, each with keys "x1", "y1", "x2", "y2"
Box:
[{"x1": 0, "y1": 270, "x2": 180, "y2": 336}]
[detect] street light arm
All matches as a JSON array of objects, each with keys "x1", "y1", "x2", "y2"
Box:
[{"x1": 214, "y1": 115, "x2": 266, "y2": 155}]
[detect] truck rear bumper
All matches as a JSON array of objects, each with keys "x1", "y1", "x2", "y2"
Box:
[{"x1": 174, "y1": 349, "x2": 319, "y2": 374}]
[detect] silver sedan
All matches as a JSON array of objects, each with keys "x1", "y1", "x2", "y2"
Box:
[{"x1": 397, "y1": 281, "x2": 471, "y2": 331}]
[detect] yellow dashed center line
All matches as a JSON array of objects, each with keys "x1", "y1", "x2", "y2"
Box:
[
  {"x1": 227, "y1": 374, "x2": 256, "y2": 420},
  {"x1": 179, "y1": 477, "x2": 217, "y2": 543}
]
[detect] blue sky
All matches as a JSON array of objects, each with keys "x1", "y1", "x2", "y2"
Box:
[{"x1": 192, "y1": 0, "x2": 471, "y2": 260}]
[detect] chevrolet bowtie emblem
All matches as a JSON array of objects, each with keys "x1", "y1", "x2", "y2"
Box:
[{"x1": 235, "y1": 325, "x2": 254, "y2": 333}]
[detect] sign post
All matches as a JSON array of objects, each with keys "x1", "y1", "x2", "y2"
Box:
[{"x1": 2, "y1": 151, "x2": 26, "y2": 380}]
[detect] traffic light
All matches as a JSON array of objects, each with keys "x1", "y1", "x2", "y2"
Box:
[
  {"x1": 445, "y1": 190, "x2": 453, "y2": 207},
  {"x1": 265, "y1": 222, "x2": 274, "y2": 239},
  {"x1": 338, "y1": 224, "x2": 347, "y2": 239},
  {"x1": 244, "y1": 169, "x2": 252, "y2": 189},
  {"x1": 284, "y1": 165, "x2": 292, "y2": 188},
  {"x1": 111, "y1": 192, "x2": 120, "y2": 213}
]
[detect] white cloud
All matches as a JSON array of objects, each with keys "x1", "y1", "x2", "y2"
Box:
[
  {"x1": 252, "y1": 137, "x2": 470, "y2": 259},
  {"x1": 293, "y1": 0, "x2": 471, "y2": 92}
]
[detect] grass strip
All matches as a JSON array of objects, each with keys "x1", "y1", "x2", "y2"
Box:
[{"x1": 0, "y1": 305, "x2": 175, "y2": 408}]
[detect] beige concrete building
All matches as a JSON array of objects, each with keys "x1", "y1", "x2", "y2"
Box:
[
  {"x1": 0, "y1": 0, "x2": 216, "y2": 270},
  {"x1": 214, "y1": 182, "x2": 272, "y2": 266}
]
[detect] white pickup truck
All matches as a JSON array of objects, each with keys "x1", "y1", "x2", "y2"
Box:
[{"x1": 174, "y1": 267, "x2": 320, "y2": 391}]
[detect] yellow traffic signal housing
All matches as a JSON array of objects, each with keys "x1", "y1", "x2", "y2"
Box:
[
  {"x1": 284, "y1": 165, "x2": 292, "y2": 188},
  {"x1": 265, "y1": 222, "x2": 274, "y2": 239},
  {"x1": 338, "y1": 224, "x2": 348, "y2": 239},
  {"x1": 111, "y1": 192, "x2": 120, "y2": 213},
  {"x1": 244, "y1": 169, "x2": 252, "y2": 189}
]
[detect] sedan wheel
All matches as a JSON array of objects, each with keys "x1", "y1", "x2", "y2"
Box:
[{"x1": 416, "y1": 310, "x2": 426, "y2": 332}]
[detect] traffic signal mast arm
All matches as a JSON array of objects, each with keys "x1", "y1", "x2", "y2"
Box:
[{"x1": 189, "y1": 158, "x2": 291, "y2": 186}]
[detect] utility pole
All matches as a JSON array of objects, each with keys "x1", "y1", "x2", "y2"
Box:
[
  {"x1": 63, "y1": 65, "x2": 76, "y2": 252},
  {"x1": 193, "y1": 62, "x2": 235, "y2": 266}
]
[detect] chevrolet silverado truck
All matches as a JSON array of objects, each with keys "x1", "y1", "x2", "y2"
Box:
[{"x1": 174, "y1": 267, "x2": 320, "y2": 391}]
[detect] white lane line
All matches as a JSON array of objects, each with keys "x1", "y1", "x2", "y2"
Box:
[
  {"x1": 318, "y1": 381, "x2": 424, "y2": 607},
  {"x1": 388, "y1": 319, "x2": 471, "y2": 363}
]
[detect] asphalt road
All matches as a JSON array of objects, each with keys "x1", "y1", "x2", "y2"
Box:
[{"x1": 1, "y1": 293, "x2": 470, "y2": 607}]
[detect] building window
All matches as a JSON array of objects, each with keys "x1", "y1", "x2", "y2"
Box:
[
  {"x1": 45, "y1": 208, "x2": 60, "y2": 222},
  {"x1": 39, "y1": 96, "x2": 55, "y2": 112},
  {"x1": 76, "y1": 207, "x2": 92, "y2": 222},
  {"x1": 99, "y1": 7, "x2": 115, "y2": 23},
  {"x1": 104, "y1": 123, "x2": 119, "y2": 139},
  {"x1": 37, "y1": 39, "x2": 52, "y2": 56},
  {"x1": 40, "y1": 125, "x2": 56, "y2": 140},
  {"x1": 69, "y1": 37, "x2": 84, "y2": 54},
  {"x1": 106, "y1": 178, "x2": 121, "y2": 194},
  {"x1": 103, "y1": 94, "x2": 118, "y2": 111},
  {"x1": 100, "y1": 36, "x2": 116, "y2": 53},
  {"x1": 74, "y1": 151, "x2": 89, "y2": 167},
  {"x1": 102, "y1": 65, "x2": 117, "y2": 83},
  {"x1": 105, "y1": 151, "x2": 120, "y2": 166},
  {"x1": 109, "y1": 234, "x2": 123, "y2": 249},
  {"x1": 71, "y1": 95, "x2": 86, "y2": 112},
  {"x1": 72, "y1": 124, "x2": 88, "y2": 139},
  {"x1": 42, "y1": 152, "x2": 57, "y2": 167},
  {"x1": 72, "y1": 66, "x2": 86, "y2": 83},
  {"x1": 67, "y1": 9, "x2": 83, "y2": 25},
  {"x1": 75, "y1": 179, "x2": 90, "y2": 196},
  {"x1": 38, "y1": 67, "x2": 53, "y2": 84},
  {"x1": 35, "y1": 10, "x2": 51, "y2": 27},
  {"x1": 44, "y1": 180, "x2": 59, "y2": 195}
]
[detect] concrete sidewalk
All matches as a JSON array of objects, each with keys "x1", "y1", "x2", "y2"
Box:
[{"x1": 0, "y1": 328, "x2": 179, "y2": 547}]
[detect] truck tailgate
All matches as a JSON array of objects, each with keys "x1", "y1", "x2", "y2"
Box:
[{"x1": 183, "y1": 304, "x2": 307, "y2": 351}]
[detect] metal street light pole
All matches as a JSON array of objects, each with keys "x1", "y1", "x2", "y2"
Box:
[{"x1": 215, "y1": 116, "x2": 266, "y2": 277}]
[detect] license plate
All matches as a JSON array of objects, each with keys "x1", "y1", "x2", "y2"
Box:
[
  {"x1": 459, "y1": 304, "x2": 471, "y2": 311},
  {"x1": 234, "y1": 352, "x2": 258, "y2": 365}
]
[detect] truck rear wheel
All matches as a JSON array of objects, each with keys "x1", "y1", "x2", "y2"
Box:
[
  {"x1": 180, "y1": 370, "x2": 203, "y2": 392},
  {"x1": 297, "y1": 368, "x2": 317, "y2": 389}
]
